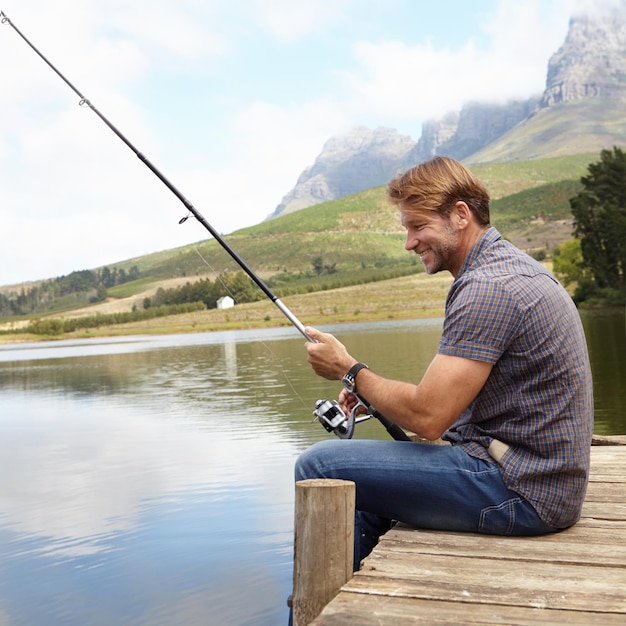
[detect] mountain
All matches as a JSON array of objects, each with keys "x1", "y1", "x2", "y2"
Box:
[
  {"x1": 408, "y1": 97, "x2": 542, "y2": 164},
  {"x1": 271, "y1": 8, "x2": 626, "y2": 219},
  {"x1": 541, "y1": 8, "x2": 626, "y2": 106},
  {"x1": 268, "y1": 126, "x2": 415, "y2": 219}
]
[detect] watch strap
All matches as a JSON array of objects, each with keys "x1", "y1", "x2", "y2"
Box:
[{"x1": 342, "y1": 362, "x2": 369, "y2": 391}]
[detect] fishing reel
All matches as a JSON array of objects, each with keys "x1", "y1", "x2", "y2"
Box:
[{"x1": 313, "y1": 398, "x2": 371, "y2": 439}]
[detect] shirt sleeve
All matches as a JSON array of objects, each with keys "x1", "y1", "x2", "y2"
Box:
[{"x1": 438, "y1": 275, "x2": 524, "y2": 364}]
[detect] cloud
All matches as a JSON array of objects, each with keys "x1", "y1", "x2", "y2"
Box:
[
  {"x1": 103, "y1": 2, "x2": 231, "y2": 64},
  {"x1": 568, "y1": 0, "x2": 626, "y2": 14},
  {"x1": 341, "y1": 0, "x2": 573, "y2": 129},
  {"x1": 251, "y1": 0, "x2": 353, "y2": 42}
]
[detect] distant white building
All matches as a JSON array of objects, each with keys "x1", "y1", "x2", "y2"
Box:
[{"x1": 217, "y1": 296, "x2": 235, "y2": 310}]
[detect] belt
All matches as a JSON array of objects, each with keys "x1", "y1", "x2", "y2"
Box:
[{"x1": 488, "y1": 438, "x2": 510, "y2": 463}]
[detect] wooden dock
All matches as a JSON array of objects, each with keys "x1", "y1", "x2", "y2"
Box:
[{"x1": 309, "y1": 437, "x2": 626, "y2": 625}]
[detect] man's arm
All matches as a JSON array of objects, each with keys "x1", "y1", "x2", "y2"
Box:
[{"x1": 305, "y1": 326, "x2": 492, "y2": 440}]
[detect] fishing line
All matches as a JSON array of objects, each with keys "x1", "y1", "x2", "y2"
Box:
[{"x1": 1, "y1": 11, "x2": 410, "y2": 441}]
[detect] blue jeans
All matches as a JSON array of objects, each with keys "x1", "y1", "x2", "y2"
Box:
[{"x1": 294, "y1": 439, "x2": 555, "y2": 570}]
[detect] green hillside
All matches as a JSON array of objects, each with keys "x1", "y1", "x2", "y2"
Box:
[
  {"x1": 115, "y1": 153, "x2": 589, "y2": 281},
  {"x1": 471, "y1": 153, "x2": 593, "y2": 199},
  {"x1": 0, "y1": 152, "x2": 596, "y2": 328},
  {"x1": 468, "y1": 99, "x2": 626, "y2": 165}
]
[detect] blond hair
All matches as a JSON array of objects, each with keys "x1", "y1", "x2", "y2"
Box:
[{"x1": 387, "y1": 156, "x2": 490, "y2": 225}]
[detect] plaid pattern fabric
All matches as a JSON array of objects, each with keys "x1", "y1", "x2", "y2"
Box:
[{"x1": 440, "y1": 228, "x2": 594, "y2": 529}]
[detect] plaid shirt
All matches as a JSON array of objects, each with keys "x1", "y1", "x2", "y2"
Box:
[{"x1": 440, "y1": 227, "x2": 594, "y2": 529}]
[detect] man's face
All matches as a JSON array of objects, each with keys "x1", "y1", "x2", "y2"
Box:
[{"x1": 401, "y1": 207, "x2": 461, "y2": 275}]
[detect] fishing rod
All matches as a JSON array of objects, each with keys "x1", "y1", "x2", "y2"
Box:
[{"x1": 1, "y1": 10, "x2": 410, "y2": 442}]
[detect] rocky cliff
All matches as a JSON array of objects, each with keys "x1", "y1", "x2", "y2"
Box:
[
  {"x1": 542, "y1": 8, "x2": 626, "y2": 106},
  {"x1": 271, "y1": 8, "x2": 626, "y2": 219},
  {"x1": 269, "y1": 126, "x2": 414, "y2": 218},
  {"x1": 405, "y1": 98, "x2": 541, "y2": 164}
]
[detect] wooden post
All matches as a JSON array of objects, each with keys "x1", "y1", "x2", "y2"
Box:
[{"x1": 291, "y1": 478, "x2": 355, "y2": 626}]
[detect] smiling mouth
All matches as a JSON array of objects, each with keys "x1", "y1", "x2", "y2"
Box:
[{"x1": 418, "y1": 248, "x2": 432, "y2": 260}]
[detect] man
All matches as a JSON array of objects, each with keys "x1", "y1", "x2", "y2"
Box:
[{"x1": 296, "y1": 156, "x2": 594, "y2": 568}]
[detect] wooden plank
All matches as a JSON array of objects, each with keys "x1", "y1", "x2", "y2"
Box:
[
  {"x1": 575, "y1": 517, "x2": 626, "y2": 529},
  {"x1": 383, "y1": 523, "x2": 626, "y2": 546},
  {"x1": 592, "y1": 434, "x2": 626, "y2": 445},
  {"x1": 591, "y1": 446, "x2": 626, "y2": 460},
  {"x1": 310, "y1": 592, "x2": 626, "y2": 625},
  {"x1": 586, "y1": 464, "x2": 626, "y2": 477},
  {"x1": 584, "y1": 481, "x2": 626, "y2": 501},
  {"x1": 588, "y1": 474, "x2": 626, "y2": 484},
  {"x1": 581, "y1": 501, "x2": 626, "y2": 519},
  {"x1": 346, "y1": 552, "x2": 626, "y2": 613},
  {"x1": 379, "y1": 526, "x2": 626, "y2": 566}
]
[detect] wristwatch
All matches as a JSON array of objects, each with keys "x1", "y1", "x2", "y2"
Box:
[{"x1": 341, "y1": 362, "x2": 369, "y2": 393}]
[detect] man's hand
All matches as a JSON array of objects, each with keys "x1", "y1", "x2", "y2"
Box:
[
  {"x1": 304, "y1": 326, "x2": 357, "y2": 381},
  {"x1": 338, "y1": 388, "x2": 367, "y2": 417},
  {"x1": 304, "y1": 326, "x2": 493, "y2": 441}
]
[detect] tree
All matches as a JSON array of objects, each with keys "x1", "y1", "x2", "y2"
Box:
[
  {"x1": 553, "y1": 239, "x2": 588, "y2": 287},
  {"x1": 570, "y1": 147, "x2": 626, "y2": 298},
  {"x1": 91, "y1": 283, "x2": 108, "y2": 303},
  {"x1": 312, "y1": 256, "x2": 338, "y2": 276},
  {"x1": 312, "y1": 257, "x2": 324, "y2": 276},
  {"x1": 225, "y1": 271, "x2": 259, "y2": 303}
]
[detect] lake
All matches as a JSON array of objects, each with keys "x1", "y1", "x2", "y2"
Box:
[{"x1": 0, "y1": 310, "x2": 623, "y2": 625}]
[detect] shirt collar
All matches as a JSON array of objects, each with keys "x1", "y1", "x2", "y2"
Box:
[{"x1": 455, "y1": 226, "x2": 501, "y2": 280}]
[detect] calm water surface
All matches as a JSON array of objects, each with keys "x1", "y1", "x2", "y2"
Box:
[{"x1": 0, "y1": 312, "x2": 623, "y2": 625}]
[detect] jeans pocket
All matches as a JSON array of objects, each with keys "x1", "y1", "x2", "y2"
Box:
[{"x1": 478, "y1": 497, "x2": 521, "y2": 535}]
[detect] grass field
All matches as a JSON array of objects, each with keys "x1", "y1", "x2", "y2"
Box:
[{"x1": 0, "y1": 272, "x2": 453, "y2": 343}]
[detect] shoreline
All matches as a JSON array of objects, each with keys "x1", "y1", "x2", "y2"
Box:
[
  {"x1": 0, "y1": 273, "x2": 452, "y2": 344},
  {"x1": 0, "y1": 307, "x2": 447, "y2": 345}
]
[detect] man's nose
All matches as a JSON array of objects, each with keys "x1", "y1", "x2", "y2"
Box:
[{"x1": 404, "y1": 231, "x2": 417, "y2": 251}]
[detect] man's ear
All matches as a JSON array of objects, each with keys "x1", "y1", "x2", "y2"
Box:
[{"x1": 452, "y1": 201, "x2": 472, "y2": 228}]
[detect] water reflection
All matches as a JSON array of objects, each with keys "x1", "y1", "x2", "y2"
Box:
[
  {"x1": 579, "y1": 308, "x2": 626, "y2": 435},
  {"x1": 0, "y1": 330, "x2": 316, "y2": 624},
  {"x1": 1, "y1": 389, "x2": 299, "y2": 625}
]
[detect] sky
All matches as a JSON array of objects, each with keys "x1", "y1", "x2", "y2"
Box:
[{"x1": 0, "y1": 0, "x2": 617, "y2": 286}]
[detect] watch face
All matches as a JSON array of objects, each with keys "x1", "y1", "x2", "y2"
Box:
[{"x1": 343, "y1": 363, "x2": 366, "y2": 393}]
